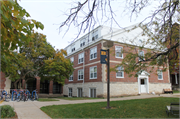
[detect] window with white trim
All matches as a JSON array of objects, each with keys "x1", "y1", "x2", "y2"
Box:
[
  {"x1": 69, "y1": 88, "x2": 72, "y2": 97},
  {"x1": 70, "y1": 57, "x2": 74, "y2": 63},
  {"x1": 90, "y1": 47, "x2": 97, "y2": 60},
  {"x1": 157, "y1": 70, "x2": 163, "y2": 80},
  {"x1": 69, "y1": 73, "x2": 73, "y2": 81},
  {"x1": 78, "y1": 53, "x2": 84, "y2": 64},
  {"x1": 71, "y1": 44, "x2": 75, "y2": 52},
  {"x1": 78, "y1": 69, "x2": 84, "y2": 80},
  {"x1": 77, "y1": 88, "x2": 83, "y2": 97},
  {"x1": 115, "y1": 46, "x2": 123, "y2": 58},
  {"x1": 90, "y1": 88, "x2": 96, "y2": 98},
  {"x1": 90, "y1": 66, "x2": 97, "y2": 79},
  {"x1": 92, "y1": 30, "x2": 98, "y2": 41},
  {"x1": 116, "y1": 66, "x2": 124, "y2": 78},
  {"x1": 80, "y1": 38, "x2": 85, "y2": 47},
  {"x1": 138, "y1": 50, "x2": 144, "y2": 61}
]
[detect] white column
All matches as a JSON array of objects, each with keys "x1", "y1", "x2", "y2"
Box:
[
  {"x1": 138, "y1": 77, "x2": 141, "y2": 94},
  {"x1": 147, "y1": 77, "x2": 149, "y2": 93}
]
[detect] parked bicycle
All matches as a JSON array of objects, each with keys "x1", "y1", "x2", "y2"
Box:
[{"x1": 1, "y1": 90, "x2": 11, "y2": 102}]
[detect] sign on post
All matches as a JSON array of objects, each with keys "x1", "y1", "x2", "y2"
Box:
[{"x1": 100, "y1": 49, "x2": 107, "y2": 64}]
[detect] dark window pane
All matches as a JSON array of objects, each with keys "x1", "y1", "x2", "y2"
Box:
[
  {"x1": 94, "y1": 73, "x2": 97, "y2": 78},
  {"x1": 94, "y1": 53, "x2": 97, "y2": 58},
  {"x1": 91, "y1": 54, "x2": 93, "y2": 59}
]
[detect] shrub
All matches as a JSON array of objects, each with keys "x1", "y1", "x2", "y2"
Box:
[{"x1": 0, "y1": 105, "x2": 15, "y2": 118}]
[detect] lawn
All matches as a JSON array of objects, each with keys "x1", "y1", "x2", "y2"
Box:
[
  {"x1": 41, "y1": 97, "x2": 179, "y2": 118},
  {"x1": 57, "y1": 97, "x2": 104, "y2": 100},
  {"x1": 173, "y1": 90, "x2": 180, "y2": 93},
  {"x1": 38, "y1": 98, "x2": 59, "y2": 102}
]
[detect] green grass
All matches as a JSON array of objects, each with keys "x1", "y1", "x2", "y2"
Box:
[
  {"x1": 57, "y1": 97, "x2": 104, "y2": 100},
  {"x1": 41, "y1": 97, "x2": 179, "y2": 118},
  {"x1": 38, "y1": 98, "x2": 59, "y2": 102},
  {"x1": 173, "y1": 90, "x2": 180, "y2": 93}
]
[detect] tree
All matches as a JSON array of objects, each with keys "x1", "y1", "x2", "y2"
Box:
[
  {"x1": 3, "y1": 32, "x2": 55, "y2": 88},
  {"x1": 2, "y1": 32, "x2": 73, "y2": 88},
  {"x1": 1, "y1": 0, "x2": 44, "y2": 64},
  {"x1": 41, "y1": 49, "x2": 74, "y2": 85},
  {"x1": 59, "y1": 0, "x2": 179, "y2": 75}
]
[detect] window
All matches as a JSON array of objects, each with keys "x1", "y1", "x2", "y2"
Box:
[
  {"x1": 78, "y1": 53, "x2": 84, "y2": 64},
  {"x1": 78, "y1": 69, "x2": 84, "y2": 80},
  {"x1": 116, "y1": 66, "x2": 124, "y2": 78},
  {"x1": 80, "y1": 38, "x2": 85, "y2": 47},
  {"x1": 69, "y1": 74, "x2": 73, "y2": 81},
  {"x1": 92, "y1": 30, "x2": 98, "y2": 41},
  {"x1": 157, "y1": 70, "x2": 163, "y2": 80},
  {"x1": 90, "y1": 47, "x2": 97, "y2": 60},
  {"x1": 77, "y1": 88, "x2": 83, "y2": 97},
  {"x1": 69, "y1": 88, "x2": 72, "y2": 97},
  {"x1": 70, "y1": 57, "x2": 74, "y2": 63},
  {"x1": 115, "y1": 46, "x2": 123, "y2": 58},
  {"x1": 71, "y1": 44, "x2": 75, "y2": 52},
  {"x1": 90, "y1": 88, "x2": 96, "y2": 98},
  {"x1": 90, "y1": 66, "x2": 97, "y2": 79},
  {"x1": 138, "y1": 50, "x2": 144, "y2": 61}
]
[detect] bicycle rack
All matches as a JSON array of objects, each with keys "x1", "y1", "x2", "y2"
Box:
[
  {"x1": 32, "y1": 90, "x2": 37, "y2": 100},
  {"x1": 11, "y1": 90, "x2": 17, "y2": 101},
  {"x1": 2, "y1": 90, "x2": 7, "y2": 95}
]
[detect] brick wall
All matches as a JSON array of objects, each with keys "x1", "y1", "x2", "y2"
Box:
[
  {"x1": 65, "y1": 41, "x2": 170, "y2": 84},
  {"x1": 65, "y1": 42, "x2": 102, "y2": 84},
  {"x1": 0, "y1": 72, "x2": 6, "y2": 89}
]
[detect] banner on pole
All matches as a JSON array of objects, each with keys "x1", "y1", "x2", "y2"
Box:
[{"x1": 100, "y1": 49, "x2": 107, "y2": 64}]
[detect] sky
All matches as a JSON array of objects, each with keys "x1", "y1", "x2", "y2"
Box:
[{"x1": 18, "y1": 0, "x2": 154, "y2": 50}]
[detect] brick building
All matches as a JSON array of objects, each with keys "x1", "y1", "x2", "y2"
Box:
[
  {"x1": 63, "y1": 25, "x2": 171, "y2": 97},
  {"x1": 0, "y1": 72, "x2": 63, "y2": 95}
]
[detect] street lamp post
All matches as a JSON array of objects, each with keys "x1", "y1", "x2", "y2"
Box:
[{"x1": 103, "y1": 40, "x2": 114, "y2": 109}]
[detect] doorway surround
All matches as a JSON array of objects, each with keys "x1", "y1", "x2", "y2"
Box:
[{"x1": 138, "y1": 71, "x2": 150, "y2": 94}]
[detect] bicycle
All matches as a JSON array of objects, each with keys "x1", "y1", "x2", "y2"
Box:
[
  {"x1": 1, "y1": 90, "x2": 11, "y2": 102},
  {"x1": 17, "y1": 90, "x2": 24, "y2": 102},
  {"x1": 23, "y1": 90, "x2": 28, "y2": 102}
]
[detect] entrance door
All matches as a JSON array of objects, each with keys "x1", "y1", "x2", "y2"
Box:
[{"x1": 140, "y1": 79, "x2": 147, "y2": 93}]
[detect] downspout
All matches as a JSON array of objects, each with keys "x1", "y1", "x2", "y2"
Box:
[{"x1": 82, "y1": 48, "x2": 85, "y2": 97}]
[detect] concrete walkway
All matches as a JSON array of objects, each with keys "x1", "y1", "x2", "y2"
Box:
[{"x1": 1, "y1": 93, "x2": 179, "y2": 119}]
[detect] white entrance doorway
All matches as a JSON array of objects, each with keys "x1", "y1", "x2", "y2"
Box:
[
  {"x1": 140, "y1": 78, "x2": 147, "y2": 93},
  {"x1": 138, "y1": 71, "x2": 149, "y2": 94}
]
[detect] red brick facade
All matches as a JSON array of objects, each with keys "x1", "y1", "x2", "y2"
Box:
[
  {"x1": 35, "y1": 76, "x2": 40, "y2": 94},
  {"x1": 0, "y1": 72, "x2": 6, "y2": 89},
  {"x1": 65, "y1": 41, "x2": 170, "y2": 85}
]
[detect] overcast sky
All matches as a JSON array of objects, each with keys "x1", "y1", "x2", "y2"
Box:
[{"x1": 18, "y1": 0, "x2": 154, "y2": 50}]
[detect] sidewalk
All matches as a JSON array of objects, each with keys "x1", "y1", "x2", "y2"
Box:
[{"x1": 1, "y1": 93, "x2": 179, "y2": 119}]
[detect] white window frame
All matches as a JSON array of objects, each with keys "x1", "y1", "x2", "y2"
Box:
[
  {"x1": 71, "y1": 44, "x2": 75, "y2": 52},
  {"x1": 80, "y1": 38, "x2": 85, "y2": 47},
  {"x1": 157, "y1": 70, "x2": 163, "y2": 80},
  {"x1": 90, "y1": 66, "x2": 97, "y2": 79},
  {"x1": 68, "y1": 88, "x2": 72, "y2": 97},
  {"x1": 89, "y1": 88, "x2": 96, "y2": 98},
  {"x1": 90, "y1": 47, "x2": 97, "y2": 60},
  {"x1": 115, "y1": 46, "x2": 123, "y2": 58},
  {"x1": 69, "y1": 73, "x2": 73, "y2": 81},
  {"x1": 116, "y1": 66, "x2": 124, "y2": 78},
  {"x1": 70, "y1": 57, "x2": 74, "y2": 63},
  {"x1": 78, "y1": 69, "x2": 84, "y2": 80},
  {"x1": 78, "y1": 52, "x2": 84, "y2": 64},
  {"x1": 92, "y1": 30, "x2": 98, "y2": 41},
  {"x1": 77, "y1": 88, "x2": 83, "y2": 97},
  {"x1": 138, "y1": 50, "x2": 144, "y2": 61}
]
